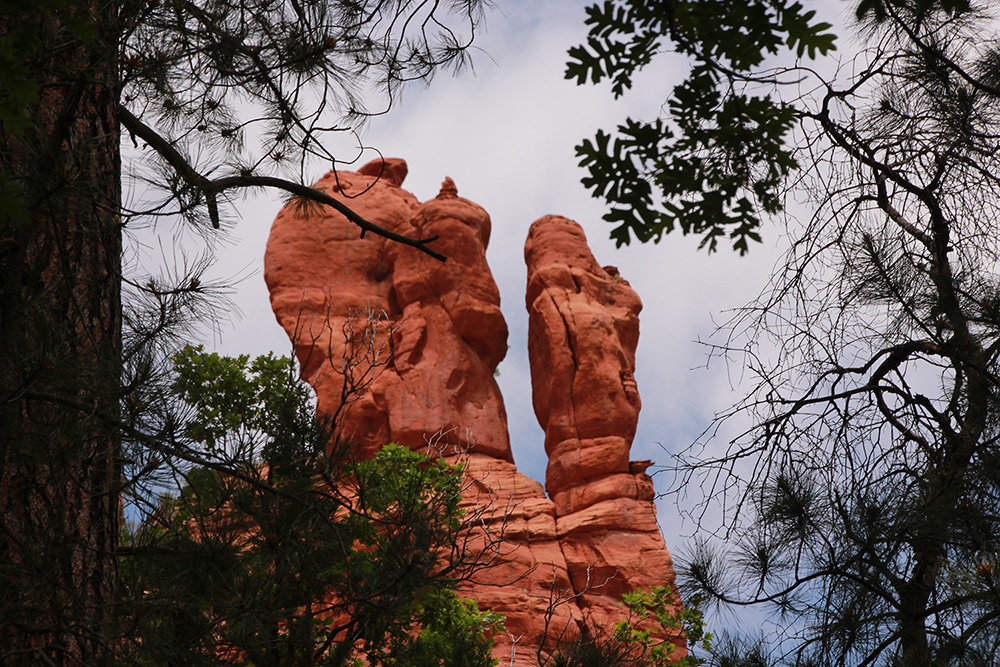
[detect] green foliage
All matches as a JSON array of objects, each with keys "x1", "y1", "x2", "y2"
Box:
[
  {"x1": 854, "y1": 0, "x2": 971, "y2": 21},
  {"x1": 376, "y1": 589, "x2": 503, "y2": 667},
  {"x1": 171, "y1": 345, "x2": 314, "y2": 460},
  {"x1": 567, "y1": 0, "x2": 835, "y2": 253},
  {"x1": 548, "y1": 634, "x2": 646, "y2": 667},
  {"x1": 544, "y1": 586, "x2": 710, "y2": 667},
  {"x1": 120, "y1": 348, "x2": 501, "y2": 667},
  {"x1": 658, "y1": 1, "x2": 1000, "y2": 663},
  {"x1": 614, "y1": 586, "x2": 710, "y2": 667},
  {"x1": 567, "y1": 0, "x2": 985, "y2": 253}
]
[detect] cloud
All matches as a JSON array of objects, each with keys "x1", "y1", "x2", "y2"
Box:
[{"x1": 202, "y1": 0, "x2": 780, "y2": 537}]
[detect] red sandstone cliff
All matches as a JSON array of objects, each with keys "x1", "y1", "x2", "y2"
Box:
[{"x1": 264, "y1": 159, "x2": 680, "y2": 666}]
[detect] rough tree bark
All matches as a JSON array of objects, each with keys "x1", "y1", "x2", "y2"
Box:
[{"x1": 0, "y1": 4, "x2": 122, "y2": 665}]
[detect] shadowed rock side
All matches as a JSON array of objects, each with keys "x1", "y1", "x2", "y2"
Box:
[{"x1": 264, "y1": 160, "x2": 680, "y2": 666}]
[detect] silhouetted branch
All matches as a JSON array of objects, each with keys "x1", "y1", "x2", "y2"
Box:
[{"x1": 118, "y1": 104, "x2": 446, "y2": 261}]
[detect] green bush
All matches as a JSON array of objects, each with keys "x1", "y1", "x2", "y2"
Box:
[
  {"x1": 119, "y1": 345, "x2": 502, "y2": 667},
  {"x1": 544, "y1": 585, "x2": 711, "y2": 667}
]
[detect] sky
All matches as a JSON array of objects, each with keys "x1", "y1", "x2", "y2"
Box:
[{"x1": 156, "y1": 0, "x2": 849, "y2": 550}]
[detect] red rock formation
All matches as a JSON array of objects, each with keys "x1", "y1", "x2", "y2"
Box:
[
  {"x1": 264, "y1": 159, "x2": 510, "y2": 462},
  {"x1": 525, "y1": 214, "x2": 678, "y2": 632},
  {"x1": 264, "y1": 161, "x2": 680, "y2": 666}
]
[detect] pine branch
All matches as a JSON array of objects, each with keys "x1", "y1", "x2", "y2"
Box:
[{"x1": 117, "y1": 104, "x2": 447, "y2": 261}]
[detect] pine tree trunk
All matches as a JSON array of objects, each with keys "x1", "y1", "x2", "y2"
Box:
[{"x1": 0, "y1": 5, "x2": 121, "y2": 666}]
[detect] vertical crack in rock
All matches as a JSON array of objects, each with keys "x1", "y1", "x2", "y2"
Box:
[{"x1": 539, "y1": 283, "x2": 580, "y2": 444}]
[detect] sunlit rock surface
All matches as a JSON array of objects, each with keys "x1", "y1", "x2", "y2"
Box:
[
  {"x1": 264, "y1": 160, "x2": 680, "y2": 666},
  {"x1": 525, "y1": 214, "x2": 678, "y2": 632}
]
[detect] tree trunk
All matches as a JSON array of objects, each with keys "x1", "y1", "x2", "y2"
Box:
[{"x1": 0, "y1": 5, "x2": 121, "y2": 666}]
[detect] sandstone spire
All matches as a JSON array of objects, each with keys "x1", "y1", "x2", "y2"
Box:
[
  {"x1": 264, "y1": 158, "x2": 510, "y2": 461},
  {"x1": 525, "y1": 214, "x2": 677, "y2": 628},
  {"x1": 264, "y1": 160, "x2": 682, "y2": 666}
]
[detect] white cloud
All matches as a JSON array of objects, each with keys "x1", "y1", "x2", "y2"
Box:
[{"x1": 199, "y1": 0, "x2": 785, "y2": 538}]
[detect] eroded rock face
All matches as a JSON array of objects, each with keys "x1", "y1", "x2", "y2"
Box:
[
  {"x1": 525, "y1": 215, "x2": 677, "y2": 630},
  {"x1": 264, "y1": 161, "x2": 679, "y2": 666},
  {"x1": 264, "y1": 159, "x2": 511, "y2": 462}
]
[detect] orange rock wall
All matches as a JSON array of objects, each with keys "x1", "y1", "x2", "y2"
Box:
[{"x1": 264, "y1": 160, "x2": 680, "y2": 666}]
